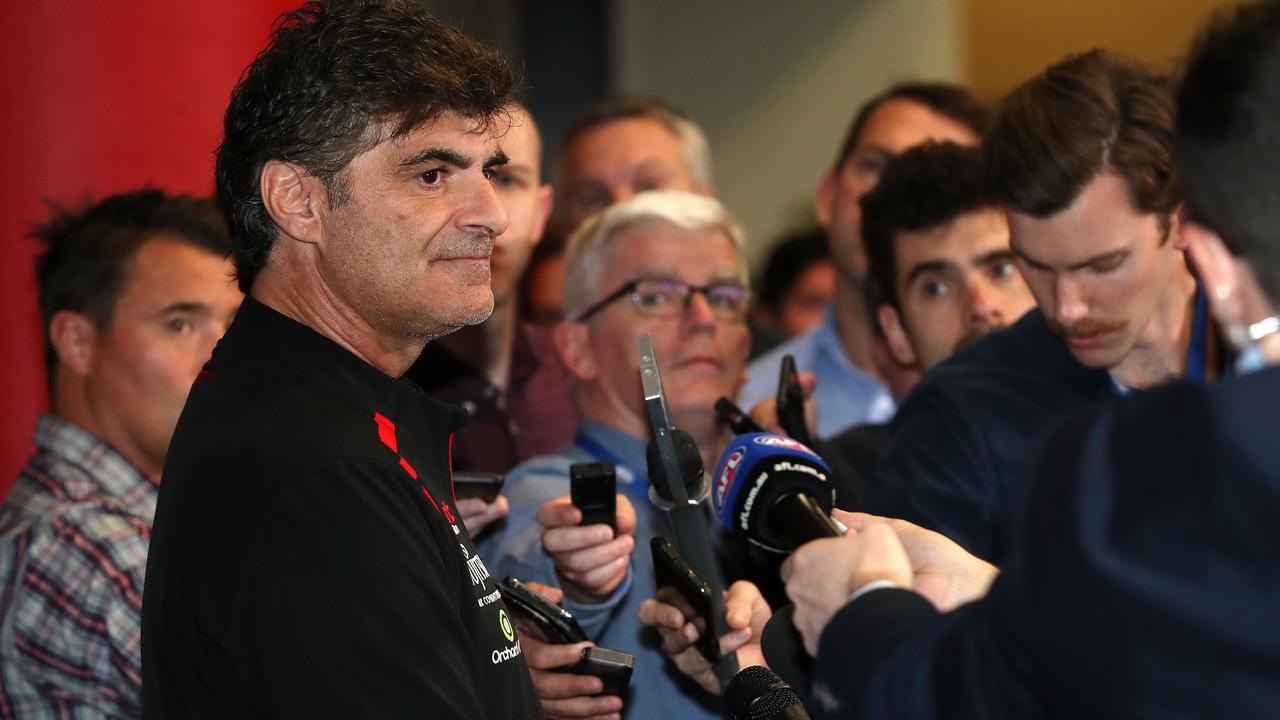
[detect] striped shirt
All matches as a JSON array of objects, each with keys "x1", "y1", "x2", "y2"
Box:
[{"x1": 0, "y1": 414, "x2": 156, "y2": 718}]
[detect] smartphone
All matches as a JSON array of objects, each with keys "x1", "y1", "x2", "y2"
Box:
[
  {"x1": 559, "y1": 646, "x2": 634, "y2": 697},
  {"x1": 499, "y1": 576, "x2": 589, "y2": 644},
  {"x1": 776, "y1": 354, "x2": 813, "y2": 447},
  {"x1": 714, "y1": 397, "x2": 765, "y2": 435},
  {"x1": 453, "y1": 472, "x2": 505, "y2": 503},
  {"x1": 570, "y1": 461, "x2": 617, "y2": 530},
  {"x1": 650, "y1": 536, "x2": 718, "y2": 664}
]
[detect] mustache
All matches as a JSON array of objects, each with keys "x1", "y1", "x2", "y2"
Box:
[
  {"x1": 1046, "y1": 317, "x2": 1128, "y2": 338},
  {"x1": 432, "y1": 232, "x2": 494, "y2": 260}
]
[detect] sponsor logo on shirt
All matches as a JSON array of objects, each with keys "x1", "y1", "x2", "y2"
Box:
[{"x1": 499, "y1": 609, "x2": 516, "y2": 642}]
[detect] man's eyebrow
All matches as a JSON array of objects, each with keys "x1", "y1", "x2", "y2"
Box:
[
  {"x1": 483, "y1": 150, "x2": 509, "y2": 171},
  {"x1": 904, "y1": 259, "x2": 957, "y2": 286},
  {"x1": 400, "y1": 147, "x2": 471, "y2": 169},
  {"x1": 159, "y1": 302, "x2": 210, "y2": 316},
  {"x1": 973, "y1": 249, "x2": 1016, "y2": 267},
  {"x1": 1069, "y1": 248, "x2": 1127, "y2": 271}
]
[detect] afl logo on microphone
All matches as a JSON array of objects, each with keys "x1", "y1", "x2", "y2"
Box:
[
  {"x1": 716, "y1": 447, "x2": 745, "y2": 506},
  {"x1": 753, "y1": 435, "x2": 810, "y2": 453}
]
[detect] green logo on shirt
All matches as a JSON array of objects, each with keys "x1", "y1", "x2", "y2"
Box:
[{"x1": 499, "y1": 609, "x2": 515, "y2": 641}]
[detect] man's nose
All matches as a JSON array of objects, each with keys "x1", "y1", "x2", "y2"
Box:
[
  {"x1": 1054, "y1": 275, "x2": 1088, "y2": 326},
  {"x1": 461, "y1": 174, "x2": 509, "y2": 238}
]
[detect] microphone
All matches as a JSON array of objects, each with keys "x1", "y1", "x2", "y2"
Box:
[
  {"x1": 725, "y1": 665, "x2": 812, "y2": 720},
  {"x1": 644, "y1": 428, "x2": 710, "y2": 508},
  {"x1": 711, "y1": 432, "x2": 843, "y2": 556}
]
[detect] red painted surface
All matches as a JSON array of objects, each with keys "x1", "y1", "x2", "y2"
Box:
[{"x1": 0, "y1": 1, "x2": 298, "y2": 497}]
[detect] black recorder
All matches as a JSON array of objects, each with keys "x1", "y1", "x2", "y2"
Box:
[
  {"x1": 499, "y1": 577, "x2": 634, "y2": 697},
  {"x1": 570, "y1": 461, "x2": 617, "y2": 531},
  {"x1": 651, "y1": 537, "x2": 719, "y2": 664}
]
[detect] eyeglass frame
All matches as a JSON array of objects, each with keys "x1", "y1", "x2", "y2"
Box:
[{"x1": 574, "y1": 277, "x2": 751, "y2": 323}]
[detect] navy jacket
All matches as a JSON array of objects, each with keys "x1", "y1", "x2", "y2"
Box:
[
  {"x1": 813, "y1": 366, "x2": 1280, "y2": 718},
  {"x1": 872, "y1": 310, "x2": 1113, "y2": 563}
]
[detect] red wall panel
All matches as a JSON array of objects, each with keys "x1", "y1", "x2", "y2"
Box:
[{"x1": 0, "y1": 1, "x2": 297, "y2": 496}]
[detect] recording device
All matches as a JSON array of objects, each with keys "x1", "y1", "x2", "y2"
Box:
[
  {"x1": 638, "y1": 334, "x2": 738, "y2": 685},
  {"x1": 570, "y1": 461, "x2": 617, "y2": 530},
  {"x1": 776, "y1": 355, "x2": 814, "y2": 448},
  {"x1": 452, "y1": 472, "x2": 505, "y2": 503},
  {"x1": 561, "y1": 646, "x2": 634, "y2": 697},
  {"x1": 724, "y1": 665, "x2": 812, "y2": 720},
  {"x1": 760, "y1": 604, "x2": 812, "y2": 700},
  {"x1": 715, "y1": 397, "x2": 765, "y2": 435},
  {"x1": 499, "y1": 576, "x2": 589, "y2": 644},
  {"x1": 711, "y1": 432, "x2": 843, "y2": 555},
  {"x1": 651, "y1": 537, "x2": 719, "y2": 664}
]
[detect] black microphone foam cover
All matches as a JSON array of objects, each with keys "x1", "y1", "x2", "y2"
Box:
[
  {"x1": 725, "y1": 665, "x2": 808, "y2": 720},
  {"x1": 760, "y1": 604, "x2": 812, "y2": 700},
  {"x1": 645, "y1": 428, "x2": 708, "y2": 503}
]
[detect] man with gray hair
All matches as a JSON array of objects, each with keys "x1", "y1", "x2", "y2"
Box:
[{"x1": 482, "y1": 190, "x2": 756, "y2": 719}]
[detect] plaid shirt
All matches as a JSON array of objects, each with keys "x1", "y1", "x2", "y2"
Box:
[{"x1": 0, "y1": 414, "x2": 156, "y2": 718}]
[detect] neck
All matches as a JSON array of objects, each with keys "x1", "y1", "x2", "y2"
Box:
[
  {"x1": 1109, "y1": 264, "x2": 1200, "y2": 389},
  {"x1": 252, "y1": 266, "x2": 430, "y2": 378},
  {"x1": 830, "y1": 272, "x2": 881, "y2": 380},
  {"x1": 437, "y1": 297, "x2": 517, "y2": 391},
  {"x1": 52, "y1": 382, "x2": 161, "y2": 480}
]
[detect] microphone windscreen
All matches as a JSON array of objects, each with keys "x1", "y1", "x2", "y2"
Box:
[
  {"x1": 711, "y1": 433, "x2": 833, "y2": 554},
  {"x1": 725, "y1": 664, "x2": 807, "y2": 720},
  {"x1": 760, "y1": 604, "x2": 812, "y2": 700},
  {"x1": 645, "y1": 428, "x2": 705, "y2": 502}
]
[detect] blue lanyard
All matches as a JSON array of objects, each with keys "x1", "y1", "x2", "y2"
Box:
[
  {"x1": 1186, "y1": 281, "x2": 1210, "y2": 384},
  {"x1": 574, "y1": 433, "x2": 657, "y2": 510}
]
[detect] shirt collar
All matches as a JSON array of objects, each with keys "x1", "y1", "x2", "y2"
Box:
[
  {"x1": 33, "y1": 412, "x2": 157, "y2": 508},
  {"x1": 812, "y1": 305, "x2": 885, "y2": 391},
  {"x1": 576, "y1": 419, "x2": 649, "y2": 480}
]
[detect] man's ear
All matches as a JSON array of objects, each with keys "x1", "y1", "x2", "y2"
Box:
[
  {"x1": 552, "y1": 320, "x2": 598, "y2": 382},
  {"x1": 1168, "y1": 204, "x2": 1191, "y2": 251},
  {"x1": 814, "y1": 169, "x2": 836, "y2": 229},
  {"x1": 530, "y1": 184, "x2": 554, "y2": 247},
  {"x1": 48, "y1": 310, "x2": 97, "y2": 377},
  {"x1": 260, "y1": 160, "x2": 328, "y2": 245},
  {"x1": 877, "y1": 304, "x2": 918, "y2": 367}
]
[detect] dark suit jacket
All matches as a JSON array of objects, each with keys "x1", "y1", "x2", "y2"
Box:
[{"x1": 813, "y1": 366, "x2": 1280, "y2": 718}]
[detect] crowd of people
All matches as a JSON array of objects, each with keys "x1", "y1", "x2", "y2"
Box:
[{"x1": 1, "y1": 0, "x2": 1278, "y2": 717}]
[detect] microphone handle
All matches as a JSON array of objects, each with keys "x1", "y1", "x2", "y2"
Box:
[
  {"x1": 773, "y1": 492, "x2": 844, "y2": 550},
  {"x1": 667, "y1": 502, "x2": 740, "y2": 686}
]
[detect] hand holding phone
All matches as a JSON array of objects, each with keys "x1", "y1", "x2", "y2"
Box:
[
  {"x1": 651, "y1": 536, "x2": 719, "y2": 664},
  {"x1": 570, "y1": 461, "x2": 617, "y2": 531}
]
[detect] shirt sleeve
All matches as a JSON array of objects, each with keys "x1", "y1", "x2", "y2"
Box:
[
  {"x1": 234, "y1": 458, "x2": 490, "y2": 718},
  {"x1": 13, "y1": 518, "x2": 148, "y2": 717}
]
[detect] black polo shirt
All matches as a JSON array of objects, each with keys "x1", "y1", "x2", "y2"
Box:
[{"x1": 142, "y1": 297, "x2": 542, "y2": 718}]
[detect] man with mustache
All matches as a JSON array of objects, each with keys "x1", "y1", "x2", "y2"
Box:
[
  {"x1": 871, "y1": 49, "x2": 1212, "y2": 564},
  {"x1": 482, "y1": 190, "x2": 753, "y2": 720}
]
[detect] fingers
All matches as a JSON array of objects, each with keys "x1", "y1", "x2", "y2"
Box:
[
  {"x1": 525, "y1": 639, "x2": 596, "y2": 672},
  {"x1": 525, "y1": 581, "x2": 565, "y2": 605},
  {"x1": 637, "y1": 598, "x2": 686, "y2": 630},
  {"x1": 541, "y1": 692, "x2": 623, "y2": 720},
  {"x1": 797, "y1": 370, "x2": 818, "y2": 396},
  {"x1": 614, "y1": 494, "x2": 638, "y2": 536},
  {"x1": 538, "y1": 497, "x2": 583, "y2": 529},
  {"x1": 831, "y1": 509, "x2": 876, "y2": 532},
  {"x1": 458, "y1": 495, "x2": 509, "y2": 537}
]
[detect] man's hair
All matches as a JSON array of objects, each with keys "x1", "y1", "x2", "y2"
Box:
[
  {"x1": 756, "y1": 227, "x2": 829, "y2": 311},
  {"x1": 563, "y1": 190, "x2": 746, "y2": 320},
  {"x1": 216, "y1": 0, "x2": 515, "y2": 292},
  {"x1": 559, "y1": 95, "x2": 713, "y2": 189},
  {"x1": 862, "y1": 142, "x2": 991, "y2": 310},
  {"x1": 1177, "y1": 1, "x2": 1280, "y2": 304},
  {"x1": 33, "y1": 189, "x2": 230, "y2": 383},
  {"x1": 832, "y1": 82, "x2": 988, "y2": 170},
  {"x1": 985, "y1": 49, "x2": 1177, "y2": 229}
]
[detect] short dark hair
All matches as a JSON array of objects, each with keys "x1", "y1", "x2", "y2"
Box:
[
  {"x1": 559, "y1": 95, "x2": 712, "y2": 188},
  {"x1": 832, "y1": 82, "x2": 988, "y2": 170},
  {"x1": 216, "y1": 0, "x2": 515, "y2": 292},
  {"x1": 862, "y1": 142, "x2": 990, "y2": 310},
  {"x1": 984, "y1": 50, "x2": 1177, "y2": 228},
  {"x1": 1177, "y1": 2, "x2": 1280, "y2": 304},
  {"x1": 33, "y1": 189, "x2": 230, "y2": 383},
  {"x1": 756, "y1": 227, "x2": 830, "y2": 311}
]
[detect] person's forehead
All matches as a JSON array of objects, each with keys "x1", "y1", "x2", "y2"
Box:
[
  {"x1": 497, "y1": 109, "x2": 542, "y2": 170},
  {"x1": 563, "y1": 117, "x2": 685, "y2": 175},
  {"x1": 1007, "y1": 173, "x2": 1155, "y2": 265},
  {"x1": 605, "y1": 222, "x2": 740, "y2": 276},
  {"x1": 380, "y1": 112, "x2": 505, "y2": 161},
  {"x1": 853, "y1": 99, "x2": 978, "y2": 158},
  {"x1": 116, "y1": 236, "x2": 236, "y2": 309}
]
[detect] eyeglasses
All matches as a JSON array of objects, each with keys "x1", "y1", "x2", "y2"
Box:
[{"x1": 575, "y1": 278, "x2": 750, "y2": 322}]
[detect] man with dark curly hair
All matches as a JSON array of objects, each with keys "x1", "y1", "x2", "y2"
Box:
[{"x1": 141, "y1": 2, "x2": 544, "y2": 717}]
